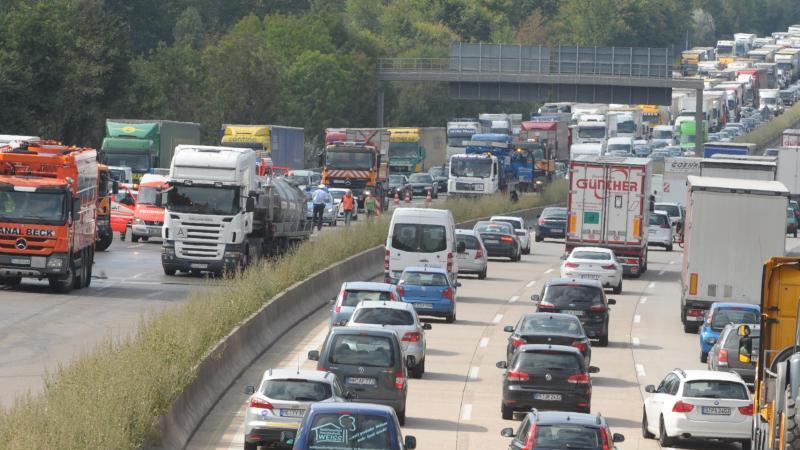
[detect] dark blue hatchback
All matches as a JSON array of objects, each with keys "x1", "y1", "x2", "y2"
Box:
[{"x1": 291, "y1": 402, "x2": 416, "y2": 450}]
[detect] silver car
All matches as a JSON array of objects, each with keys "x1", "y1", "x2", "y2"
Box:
[
  {"x1": 648, "y1": 210, "x2": 674, "y2": 251},
  {"x1": 243, "y1": 369, "x2": 348, "y2": 449},
  {"x1": 329, "y1": 282, "x2": 401, "y2": 327},
  {"x1": 346, "y1": 300, "x2": 431, "y2": 378},
  {"x1": 455, "y1": 229, "x2": 488, "y2": 279}
]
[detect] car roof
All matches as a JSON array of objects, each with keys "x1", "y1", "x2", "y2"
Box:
[
  {"x1": 403, "y1": 266, "x2": 448, "y2": 275},
  {"x1": 518, "y1": 344, "x2": 582, "y2": 354},
  {"x1": 678, "y1": 369, "x2": 747, "y2": 383},
  {"x1": 343, "y1": 282, "x2": 396, "y2": 291},
  {"x1": 260, "y1": 368, "x2": 335, "y2": 383},
  {"x1": 571, "y1": 246, "x2": 613, "y2": 254},
  {"x1": 711, "y1": 302, "x2": 760, "y2": 311},
  {"x1": 455, "y1": 229, "x2": 478, "y2": 236},
  {"x1": 309, "y1": 402, "x2": 395, "y2": 416},
  {"x1": 522, "y1": 312, "x2": 582, "y2": 322},
  {"x1": 490, "y1": 215, "x2": 523, "y2": 222},
  {"x1": 652, "y1": 210, "x2": 670, "y2": 217},
  {"x1": 354, "y1": 300, "x2": 415, "y2": 312},
  {"x1": 532, "y1": 410, "x2": 604, "y2": 427},
  {"x1": 545, "y1": 277, "x2": 604, "y2": 288},
  {"x1": 329, "y1": 326, "x2": 399, "y2": 339},
  {"x1": 655, "y1": 202, "x2": 680, "y2": 206}
]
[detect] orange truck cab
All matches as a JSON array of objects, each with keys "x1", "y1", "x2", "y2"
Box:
[
  {"x1": 0, "y1": 141, "x2": 98, "y2": 292},
  {"x1": 129, "y1": 173, "x2": 167, "y2": 242}
]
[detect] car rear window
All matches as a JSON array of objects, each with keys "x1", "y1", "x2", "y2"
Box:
[
  {"x1": 342, "y1": 290, "x2": 392, "y2": 307},
  {"x1": 711, "y1": 309, "x2": 759, "y2": 330},
  {"x1": 535, "y1": 425, "x2": 600, "y2": 448},
  {"x1": 329, "y1": 335, "x2": 394, "y2": 367},
  {"x1": 391, "y1": 223, "x2": 447, "y2": 253},
  {"x1": 519, "y1": 316, "x2": 582, "y2": 335},
  {"x1": 474, "y1": 222, "x2": 513, "y2": 234},
  {"x1": 307, "y1": 413, "x2": 391, "y2": 449},
  {"x1": 493, "y1": 219, "x2": 522, "y2": 229},
  {"x1": 456, "y1": 235, "x2": 480, "y2": 250},
  {"x1": 352, "y1": 308, "x2": 414, "y2": 326},
  {"x1": 515, "y1": 351, "x2": 582, "y2": 372},
  {"x1": 543, "y1": 285, "x2": 604, "y2": 307},
  {"x1": 571, "y1": 251, "x2": 611, "y2": 260},
  {"x1": 649, "y1": 214, "x2": 669, "y2": 226},
  {"x1": 683, "y1": 380, "x2": 749, "y2": 400},
  {"x1": 542, "y1": 208, "x2": 567, "y2": 218},
  {"x1": 263, "y1": 380, "x2": 332, "y2": 402},
  {"x1": 399, "y1": 271, "x2": 448, "y2": 286}
]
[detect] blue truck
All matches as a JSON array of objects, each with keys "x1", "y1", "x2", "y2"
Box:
[
  {"x1": 703, "y1": 142, "x2": 756, "y2": 158},
  {"x1": 448, "y1": 133, "x2": 534, "y2": 198}
]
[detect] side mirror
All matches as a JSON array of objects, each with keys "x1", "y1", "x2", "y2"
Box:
[
  {"x1": 404, "y1": 435, "x2": 417, "y2": 450},
  {"x1": 612, "y1": 433, "x2": 625, "y2": 443},
  {"x1": 345, "y1": 390, "x2": 357, "y2": 400},
  {"x1": 500, "y1": 427, "x2": 516, "y2": 438},
  {"x1": 308, "y1": 350, "x2": 320, "y2": 361},
  {"x1": 423, "y1": 323, "x2": 432, "y2": 330},
  {"x1": 644, "y1": 384, "x2": 656, "y2": 393},
  {"x1": 406, "y1": 355, "x2": 416, "y2": 368},
  {"x1": 496, "y1": 361, "x2": 508, "y2": 369},
  {"x1": 607, "y1": 299, "x2": 616, "y2": 305},
  {"x1": 246, "y1": 196, "x2": 256, "y2": 213},
  {"x1": 244, "y1": 385, "x2": 255, "y2": 395},
  {"x1": 112, "y1": 180, "x2": 119, "y2": 195},
  {"x1": 531, "y1": 294, "x2": 541, "y2": 302},
  {"x1": 588, "y1": 366, "x2": 600, "y2": 374},
  {"x1": 560, "y1": 254, "x2": 567, "y2": 261},
  {"x1": 457, "y1": 241, "x2": 467, "y2": 253},
  {"x1": 503, "y1": 325, "x2": 514, "y2": 333},
  {"x1": 155, "y1": 192, "x2": 163, "y2": 207},
  {"x1": 739, "y1": 335, "x2": 753, "y2": 363},
  {"x1": 455, "y1": 281, "x2": 462, "y2": 288}
]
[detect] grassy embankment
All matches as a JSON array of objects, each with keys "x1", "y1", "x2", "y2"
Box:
[
  {"x1": 0, "y1": 180, "x2": 567, "y2": 450},
  {"x1": 735, "y1": 101, "x2": 800, "y2": 149}
]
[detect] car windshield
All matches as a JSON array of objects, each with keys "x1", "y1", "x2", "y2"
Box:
[
  {"x1": 450, "y1": 158, "x2": 492, "y2": 178},
  {"x1": 102, "y1": 153, "x2": 150, "y2": 173},
  {"x1": 534, "y1": 425, "x2": 601, "y2": 448},
  {"x1": 352, "y1": 308, "x2": 414, "y2": 326},
  {"x1": 389, "y1": 142, "x2": 419, "y2": 158},
  {"x1": 325, "y1": 150, "x2": 373, "y2": 170},
  {"x1": 519, "y1": 316, "x2": 582, "y2": 335},
  {"x1": 307, "y1": 413, "x2": 391, "y2": 449},
  {"x1": 342, "y1": 290, "x2": 392, "y2": 307},
  {"x1": 515, "y1": 350, "x2": 582, "y2": 372},
  {"x1": 492, "y1": 219, "x2": 522, "y2": 230},
  {"x1": 655, "y1": 204, "x2": 680, "y2": 217},
  {"x1": 606, "y1": 144, "x2": 631, "y2": 153},
  {"x1": 167, "y1": 185, "x2": 239, "y2": 215},
  {"x1": 475, "y1": 221, "x2": 513, "y2": 234},
  {"x1": 388, "y1": 175, "x2": 405, "y2": 186},
  {"x1": 571, "y1": 251, "x2": 611, "y2": 261},
  {"x1": 456, "y1": 235, "x2": 480, "y2": 250},
  {"x1": 391, "y1": 223, "x2": 447, "y2": 253},
  {"x1": 400, "y1": 271, "x2": 449, "y2": 287},
  {"x1": 287, "y1": 174, "x2": 313, "y2": 186},
  {"x1": 262, "y1": 380, "x2": 332, "y2": 402},
  {"x1": 409, "y1": 174, "x2": 432, "y2": 183},
  {"x1": 329, "y1": 335, "x2": 394, "y2": 367},
  {"x1": 543, "y1": 285, "x2": 604, "y2": 307},
  {"x1": 329, "y1": 190, "x2": 346, "y2": 201},
  {"x1": 0, "y1": 190, "x2": 67, "y2": 225},
  {"x1": 712, "y1": 308, "x2": 759, "y2": 330},
  {"x1": 429, "y1": 167, "x2": 446, "y2": 177},
  {"x1": 618, "y1": 120, "x2": 635, "y2": 134},
  {"x1": 683, "y1": 380, "x2": 749, "y2": 400},
  {"x1": 650, "y1": 214, "x2": 669, "y2": 226}
]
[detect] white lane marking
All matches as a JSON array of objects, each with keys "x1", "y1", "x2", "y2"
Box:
[
  {"x1": 648, "y1": 282, "x2": 656, "y2": 289},
  {"x1": 544, "y1": 268, "x2": 553, "y2": 274},
  {"x1": 640, "y1": 297, "x2": 648, "y2": 304},
  {"x1": 632, "y1": 337, "x2": 640, "y2": 346},
  {"x1": 479, "y1": 337, "x2": 490, "y2": 348},
  {"x1": 127, "y1": 244, "x2": 144, "y2": 249},
  {"x1": 469, "y1": 366, "x2": 480, "y2": 380},
  {"x1": 636, "y1": 364, "x2": 646, "y2": 376},
  {"x1": 132, "y1": 272, "x2": 147, "y2": 279},
  {"x1": 658, "y1": 270, "x2": 665, "y2": 275},
  {"x1": 526, "y1": 280, "x2": 537, "y2": 288},
  {"x1": 461, "y1": 404, "x2": 473, "y2": 421},
  {"x1": 509, "y1": 295, "x2": 519, "y2": 303},
  {"x1": 492, "y1": 314, "x2": 503, "y2": 324},
  {"x1": 670, "y1": 260, "x2": 676, "y2": 265},
  {"x1": 634, "y1": 315, "x2": 641, "y2": 323}
]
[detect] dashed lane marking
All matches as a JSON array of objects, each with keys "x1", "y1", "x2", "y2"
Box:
[
  {"x1": 544, "y1": 268, "x2": 553, "y2": 274},
  {"x1": 636, "y1": 364, "x2": 646, "y2": 376},
  {"x1": 469, "y1": 367, "x2": 480, "y2": 380},
  {"x1": 632, "y1": 337, "x2": 640, "y2": 346},
  {"x1": 526, "y1": 280, "x2": 537, "y2": 288},
  {"x1": 634, "y1": 315, "x2": 641, "y2": 323},
  {"x1": 461, "y1": 404, "x2": 472, "y2": 421},
  {"x1": 640, "y1": 297, "x2": 648, "y2": 304},
  {"x1": 509, "y1": 295, "x2": 519, "y2": 303},
  {"x1": 492, "y1": 314, "x2": 503, "y2": 324},
  {"x1": 479, "y1": 337, "x2": 490, "y2": 348},
  {"x1": 648, "y1": 282, "x2": 656, "y2": 289}
]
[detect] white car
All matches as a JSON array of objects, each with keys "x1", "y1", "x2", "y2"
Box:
[
  {"x1": 642, "y1": 369, "x2": 752, "y2": 449},
  {"x1": 329, "y1": 188, "x2": 358, "y2": 222},
  {"x1": 346, "y1": 300, "x2": 431, "y2": 378},
  {"x1": 243, "y1": 369, "x2": 348, "y2": 449},
  {"x1": 648, "y1": 210, "x2": 674, "y2": 251},
  {"x1": 560, "y1": 247, "x2": 623, "y2": 294},
  {"x1": 490, "y1": 215, "x2": 531, "y2": 254}
]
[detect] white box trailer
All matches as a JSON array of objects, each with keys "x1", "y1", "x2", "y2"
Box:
[
  {"x1": 699, "y1": 157, "x2": 777, "y2": 180},
  {"x1": 567, "y1": 155, "x2": 652, "y2": 277},
  {"x1": 662, "y1": 157, "x2": 701, "y2": 205},
  {"x1": 776, "y1": 146, "x2": 800, "y2": 197},
  {"x1": 680, "y1": 176, "x2": 788, "y2": 332}
]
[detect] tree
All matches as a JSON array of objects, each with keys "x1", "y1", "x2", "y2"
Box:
[
  {"x1": 514, "y1": 9, "x2": 550, "y2": 45},
  {"x1": 550, "y1": 0, "x2": 629, "y2": 46},
  {"x1": 174, "y1": 7, "x2": 205, "y2": 49}
]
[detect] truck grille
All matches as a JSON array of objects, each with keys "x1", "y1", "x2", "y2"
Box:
[
  {"x1": 176, "y1": 222, "x2": 223, "y2": 259},
  {"x1": 329, "y1": 178, "x2": 368, "y2": 189},
  {"x1": 455, "y1": 182, "x2": 481, "y2": 191}
]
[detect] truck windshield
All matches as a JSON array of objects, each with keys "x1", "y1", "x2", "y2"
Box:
[
  {"x1": 652, "y1": 129, "x2": 673, "y2": 139},
  {"x1": 447, "y1": 137, "x2": 467, "y2": 147},
  {"x1": 618, "y1": 120, "x2": 636, "y2": 134},
  {"x1": 167, "y1": 185, "x2": 239, "y2": 215},
  {"x1": 102, "y1": 153, "x2": 150, "y2": 173},
  {"x1": 325, "y1": 151, "x2": 373, "y2": 170},
  {"x1": 138, "y1": 186, "x2": 160, "y2": 205},
  {"x1": 450, "y1": 159, "x2": 492, "y2": 178},
  {"x1": 763, "y1": 96, "x2": 778, "y2": 105},
  {"x1": 577, "y1": 127, "x2": 605, "y2": 139},
  {"x1": 0, "y1": 190, "x2": 66, "y2": 224},
  {"x1": 389, "y1": 143, "x2": 419, "y2": 158},
  {"x1": 717, "y1": 45, "x2": 733, "y2": 56}
]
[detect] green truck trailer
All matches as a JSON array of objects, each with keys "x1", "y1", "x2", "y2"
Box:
[{"x1": 100, "y1": 120, "x2": 201, "y2": 181}]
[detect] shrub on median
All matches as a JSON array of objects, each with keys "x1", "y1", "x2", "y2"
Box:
[{"x1": 0, "y1": 182, "x2": 566, "y2": 450}]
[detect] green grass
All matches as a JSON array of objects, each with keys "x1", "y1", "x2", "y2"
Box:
[
  {"x1": 735, "y1": 101, "x2": 800, "y2": 149},
  {"x1": 0, "y1": 182, "x2": 566, "y2": 450}
]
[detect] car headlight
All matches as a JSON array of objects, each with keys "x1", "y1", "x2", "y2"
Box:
[
  {"x1": 133, "y1": 218, "x2": 145, "y2": 225},
  {"x1": 327, "y1": 208, "x2": 333, "y2": 213},
  {"x1": 47, "y1": 256, "x2": 65, "y2": 269}
]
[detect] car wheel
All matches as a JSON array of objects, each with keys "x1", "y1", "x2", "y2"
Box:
[
  {"x1": 446, "y1": 312, "x2": 456, "y2": 323},
  {"x1": 131, "y1": 234, "x2": 140, "y2": 243},
  {"x1": 244, "y1": 442, "x2": 257, "y2": 450},
  {"x1": 658, "y1": 416, "x2": 676, "y2": 447},
  {"x1": 411, "y1": 358, "x2": 425, "y2": 379},
  {"x1": 523, "y1": 245, "x2": 531, "y2": 255},
  {"x1": 478, "y1": 268, "x2": 487, "y2": 280},
  {"x1": 613, "y1": 280, "x2": 622, "y2": 294},
  {"x1": 741, "y1": 440, "x2": 752, "y2": 450},
  {"x1": 535, "y1": 235, "x2": 543, "y2": 242},
  {"x1": 666, "y1": 243, "x2": 673, "y2": 252},
  {"x1": 397, "y1": 409, "x2": 406, "y2": 426},
  {"x1": 795, "y1": 229, "x2": 797, "y2": 238},
  {"x1": 642, "y1": 409, "x2": 654, "y2": 439},
  {"x1": 700, "y1": 351, "x2": 708, "y2": 363},
  {"x1": 501, "y1": 402, "x2": 514, "y2": 420},
  {"x1": 683, "y1": 322, "x2": 698, "y2": 333},
  {"x1": 598, "y1": 333, "x2": 609, "y2": 347}
]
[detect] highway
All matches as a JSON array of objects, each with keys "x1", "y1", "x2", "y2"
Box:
[{"x1": 186, "y1": 234, "x2": 800, "y2": 450}]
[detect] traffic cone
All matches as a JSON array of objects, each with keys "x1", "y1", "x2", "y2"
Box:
[
  {"x1": 405, "y1": 191, "x2": 411, "y2": 204},
  {"x1": 393, "y1": 191, "x2": 399, "y2": 206},
  {"x1": 425, "y1": 189, "x2": 432, "y2": 205}
]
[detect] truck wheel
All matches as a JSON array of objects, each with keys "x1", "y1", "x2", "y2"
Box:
[
  {"x1": 96, "y1": 232, "x2": 113, "y2": 252},
  {"x1": 49, "y1": 258, "x2": 75, "y2": 293},
  {"x1": 84, "y1": 249, "x2": 93, "y2": 288},
  {"x1": 784, "y1": 387, "x2": 800, "y2": 450},
  {"x1": 0, "y1": 277, "x2": 21, "y2": 287},
  {"x1": 163, "y1": 267, "x2": 176, "y2": 276},
  {"x1": 683, "y1": 322, "x2": 698, "y2": 333},
  {"x1": 666, "y1": 244, "x2": 673, "y2": 252}
]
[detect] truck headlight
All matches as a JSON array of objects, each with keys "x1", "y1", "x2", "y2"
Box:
[
  {"x1": 134, "y1": 218, "x2": 145, "y2": 225},
  {"x1": 47, "y1": 256, "x2": 65, "y2": 269},
  {"x1": 162, "y1": 247, "x2": 175, "y2": 257},
  {"x1": 224, "y1": 251, "x2": 240, "y2": 258}
]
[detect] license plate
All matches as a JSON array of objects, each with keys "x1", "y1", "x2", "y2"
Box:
[
  {"x1": 580, "y1": 274, "x2": 600, "y2": 280},
  {"x1": 686, "y1": 316, "x2": 703, "y2": 321},
  {"x1": 701, "y1": 406, "x2": 731, "y2": 415},
  {"x1": 191, "y1": 263, "x2": 208, "y2": 269},
  {"x1": 484, "y1": 239, "x2": 498, "y2": 244},
  {"x1": 414, "y1": 303, "x2": 433, "y2": 309},
  {"x1": 346, "y1": 377, "x2": 376, "y2": 386},
  {"x1": 562, "y1": 310, "x2": 585, "y2": 316},
  {"x1": 279, "y1": 409, "x2": 306, "y2": 418},
  {"x1": 149, "y1": 228, "x2": 162, "y2": 236},
  {"x1": 534, "y1": 393, "x2": 562, "y2": 401},
  {"x1": 10, "y1": 258, "x2": 29, "y2": 266}
]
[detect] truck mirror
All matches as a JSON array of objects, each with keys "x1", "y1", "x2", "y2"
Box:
[
  {"x1": 739, "y1": 335, "x2": 753, "y2": 364},
  {"x1": 72, "y1": 198, "x2": 81, "y2": 218},
  {"x1": 155, "y1": 192, "x2": 163, "y2": 207},
  {"x1": 111, "y1": 180, "x2": 119, "y2": 195},
  {"x1": 246, "y1": 197, "x2": 256, "y2": 213}
]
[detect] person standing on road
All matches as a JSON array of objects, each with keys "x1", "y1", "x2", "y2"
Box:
[
  {"x1": 364, "y1": 191, "x2": 379, "y2": 221},
  {"x1": 311, "y1": 184, "x2": 331, "y2": 231},
  {"x1": 342, "y1": 190, "x2": 355, "y2": 226}
]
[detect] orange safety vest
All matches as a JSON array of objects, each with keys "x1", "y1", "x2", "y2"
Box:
[{"x1": 342, "y1": 195, "x2": 354, "y2": 211}]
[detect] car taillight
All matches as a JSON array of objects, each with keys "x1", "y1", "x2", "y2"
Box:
[
  {"x1": 564, "y1": 261, "x2": 579, "y2": 268},
  {"x1": 572, "y1": 340, "x2": 588, "y2": 353},
  {"x1": 384, "y1": 249, "x2": 390, "y2": 271},
  {"x1": 397, "y1": 285, "x2": 405, "y2": 297},
  {"x1": 442, "y1": 287, "x2": 453, "y2": 300},
  {"x1": 249, "y1": 397, "x2": 273, "y2": 409},
  {"x1": 507, "y1": 370, "x2": 530, "y2": 382},
  {"x1": 389, "y1": 291, "x2": 395, "y2": 301},
  {"x1": 335, "y1": 290, "x2": 346, "y2": 313},
  {"x1": 447, "y1": 252, "x2": 453, "y2": 273},
  {"x1": 511, "y1": 337, "x2": 525, "y2": 348},
  {"x1": 718, "y1": 349, "x2": 728, "y2": 366},
  {"x1": 567, "y1": 373, "x2": 590, "y2": 384},
  {"x1": 739, "y1": 404, "x2": 754, "y2": 415},
  {"x1": 600, "y1": 427, "x2": 610, "y2": 450},
  {"x1": 538, "y1": 217, "x2": 545, "y2": 225},
  {"x1": 402, "y1": 332, "x2": 421, "y2": 342},
  {"x1": 522, "y1": 422, "x2": 537, "y2": 450},
  {"x1": 500, "y1": 235, "x2": 513, "y2": 243},
  {"x1": 475, "y1": 249, "x2": 483, "y2": 259},
  {"x1": 687, "y1": 309, "x2": 704, "y2": 317},
  {"x1": 538, "y1": 301, "x2": 555, "y2": 311},
  {"x1": 394, "y1": 372, "x2": 406, "y2": 390},
  {"x1": 590, "y1": 304, "x2": 607, "y2": 312},
  {"x1": 672, "y1": 400, "x2": 694, "y2": 413},
  {"x1": 601, "y1": 264, "x2": 617, "y2": 270}
]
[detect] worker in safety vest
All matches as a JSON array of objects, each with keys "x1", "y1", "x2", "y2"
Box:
[
  {"x1": 364, "y1": 191, "x2": 380, "y2": 220},
  {"x1": 342, "y1": 190, "x2": 355, "y2": 226}
]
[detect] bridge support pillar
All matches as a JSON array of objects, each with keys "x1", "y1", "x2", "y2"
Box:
[
  {"x1": 377, "y1": 85, "x2": 385, "y2": 128},
  {"x1": 695, "y1": 89, "x2": 704, "y2": 154}
]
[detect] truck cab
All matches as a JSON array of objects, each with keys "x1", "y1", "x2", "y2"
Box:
[
  {"x1": 448, "y1": 154, "x2": 500, "y2": 195},
  {"x1": 130, "y1": 173, "x2": 168, "y2": 243},
  {"x1": 388, "y1": 128, "x2": 425, "y2": 174}
]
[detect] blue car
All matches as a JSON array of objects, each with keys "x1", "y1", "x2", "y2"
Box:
[
  {"x1": 699, "y1": 302, "x2": 760, "y2": 363},
  {"x1": 397, "y1": 267, "x2": 457, "y2": 323},
  {"x1": 291, "y1": 402, "x2": 416, "y2": 450}
]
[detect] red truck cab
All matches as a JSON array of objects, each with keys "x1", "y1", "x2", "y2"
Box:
[{"x1": 130, "y1": 173, "x2": 167, "y2": 242}]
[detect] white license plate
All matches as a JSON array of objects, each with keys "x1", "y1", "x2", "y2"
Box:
[
  {"x1": 562, "y1": 310, "x2": 585, "y2": 316},
  {"x1": 534, "y1": 393, "x2": 562, "y2": 401},
  {"x1": 279, "y1": 409, "x2": 306, "y2": 418},
  {"x1": 686, "y1": 316, "x2": 703, "y2": 321},
  {"x1": 191, "y1": 263, "x2": 208, "y2": 269},
  {"x1": 580, "y1": 274, "x2": 600, "y2": 280},
  {"x1": 484, "y1": 239, "x2": 498, "y2": 243},
  {"x1": 701, "y1": 406, "x2": 731, "y2": 415},
  {"x1": 414, "y1": 303, "x2": 433, "y2": 309},
  {"x1": 347, "y1": 377, "x2": 376, "y2": 386},
  {"x1": 11, "y1": 258, "x2": 29, "y2": 266},
  {"x1": 30, "y1": 256, "x2": 46, "y2": 269}
]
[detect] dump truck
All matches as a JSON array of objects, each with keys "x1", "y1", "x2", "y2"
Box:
[
  {"x1": 100, "y1": 119, "x2": 201, "y2": 182},
  {"x1": 321, "y1": 128, "x2": 390, "y2": 211},
  {"x1": 220, "y1": 124, "x2": 304, "y2": 169},
  {"x1": 0, "y1": 141, "x2": 98, "y2": 292}
]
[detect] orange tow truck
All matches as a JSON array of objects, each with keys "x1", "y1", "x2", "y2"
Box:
[{"x1": 0, "y1": 141, "x2": 98, "y2": 292}]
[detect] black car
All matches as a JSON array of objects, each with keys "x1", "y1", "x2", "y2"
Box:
[
  {"x1": 428, "y1": 165, "x2": 448, "y2": 192},
  {"x1": 534, "y1": 207, "x2": 567, "y2": 241},
  {"x1": 387, "y1": 174, "x2": 411, "y2": 200},
  {"x1": 407, "y1": 173, "x2": 438, "y2": 198},
  {"x1": 531, "y1": 278, "x2": 615, "y2": 346},
  {"x1": 504, "y1": 313, "x2": 591, "y2": 365},
  {"x1": 496, "y1": 344, "x2": 598, "y2": 417},
  {"x1": 473, "y1": 221, "x2": 521, "y2": 261},
  {"x1": 501, "y1": 410, "x2": 625, "y2": 450}
]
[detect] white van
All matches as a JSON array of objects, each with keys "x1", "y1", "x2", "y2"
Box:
[{"x1": 385, "y1": 208, "x2": 458, "y2": 284}]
